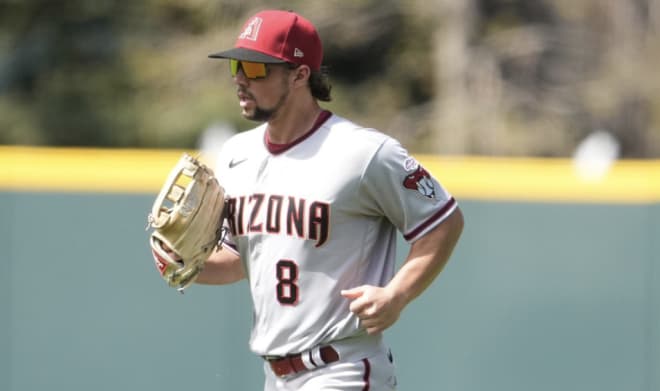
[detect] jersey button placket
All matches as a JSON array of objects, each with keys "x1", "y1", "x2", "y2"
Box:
[
  {"x1": 248, "y1": 238, "x2": 263, "y2": 289},
  {"x1": 255, "y1": 155, "x2": 271, "y2": 183}
]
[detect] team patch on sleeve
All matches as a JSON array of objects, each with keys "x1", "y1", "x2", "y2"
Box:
[{"x1": 402, "y1": 162, "x2": 436, "y2": 199}]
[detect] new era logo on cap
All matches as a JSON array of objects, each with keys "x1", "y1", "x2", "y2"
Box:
[{"x1": 209, "y1": 10, "x2": 322, "y2": 71}]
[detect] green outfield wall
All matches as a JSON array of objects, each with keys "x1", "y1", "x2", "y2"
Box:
[{"x1": 1, "y1": 147, "x2": 659, "y2": 391}]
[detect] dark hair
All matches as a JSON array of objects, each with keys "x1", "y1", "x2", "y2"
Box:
[
  {"x1": 286, "y1": 63, "x2": 332, "y2": 102},
  {"x1": 309, "y1": 66, "x2": 332, "y2": 102}
]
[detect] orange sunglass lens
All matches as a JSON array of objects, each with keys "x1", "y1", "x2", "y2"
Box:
[
  {"x1": 242, "y1": 61, "x2": 267, "y2": 78},
  {"x1": 230, "y1": 60, "x2": 267, "y2": 79}
]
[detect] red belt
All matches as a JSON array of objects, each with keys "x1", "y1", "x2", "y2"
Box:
[{"x1": 266, "y1": 346, "x2": 340, "y2": 377}]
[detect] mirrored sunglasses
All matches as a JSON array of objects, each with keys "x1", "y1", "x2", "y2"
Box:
[{"x1": 230, "y1": 59, "x2": 268, "y2": 79}]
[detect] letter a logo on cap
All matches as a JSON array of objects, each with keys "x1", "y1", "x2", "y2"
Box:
[{"x1": 239, "y1": 17, "x2": 262, "y2": 41}]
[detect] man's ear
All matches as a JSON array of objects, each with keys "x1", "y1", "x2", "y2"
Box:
[{"x1": 292, "y1": 64, "x2": 311, "y2": 87}]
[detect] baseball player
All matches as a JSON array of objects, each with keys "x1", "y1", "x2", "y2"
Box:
[{"x1": 197, "y1": 9, "x2": 464, "y2": 391}]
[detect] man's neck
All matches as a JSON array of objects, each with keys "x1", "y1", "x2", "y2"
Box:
[{"x1": 266, "y1": 100, "x2": 323, "y2": 144}]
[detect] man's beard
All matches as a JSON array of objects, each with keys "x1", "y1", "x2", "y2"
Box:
[
  {"x1": 250, "y1": 105, "x2": 278, "y2": 122},
  {"x1": 242, "y1": 83, "x2": 290, "y2": 122}
]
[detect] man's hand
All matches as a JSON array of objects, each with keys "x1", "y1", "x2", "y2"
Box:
[{"x1": 341, "y1": 285, "x2": 406, "y2": 335}]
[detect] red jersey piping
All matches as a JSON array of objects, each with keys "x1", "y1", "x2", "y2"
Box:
[{"x1": 264, "y1": 110, "x2": 332, "y2": 155}]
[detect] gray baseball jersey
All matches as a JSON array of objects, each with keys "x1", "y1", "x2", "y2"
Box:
[{"x1": 215, "y1": 112, "x2": 457, "y2": 357}]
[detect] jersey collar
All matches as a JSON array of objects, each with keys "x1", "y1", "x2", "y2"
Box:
[{"x1": 264, "y1": 110, "x2": 332, "y2": 155}]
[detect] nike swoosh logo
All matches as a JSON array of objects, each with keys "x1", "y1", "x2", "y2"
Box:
[{"x1": 228, "y1": 157, "x2": 248, "y2": 168}]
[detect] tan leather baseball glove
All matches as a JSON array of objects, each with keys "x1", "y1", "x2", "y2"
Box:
[{"x1": 146, "y1": 153, "x2": 225, "y2": 292}]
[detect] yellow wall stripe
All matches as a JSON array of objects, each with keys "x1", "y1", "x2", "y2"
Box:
[
  {"x1": 417, "y1": 155, "x2": 660, "y2": 203},
  {"x1": 1, "y1": 146, "x2": 192, "y2": 194},
  {"x1": 1, "y1": 146, "x2": 659, "y2": 203}
]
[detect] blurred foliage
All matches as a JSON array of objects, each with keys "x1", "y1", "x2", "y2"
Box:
[{"x1": 0, "y1": 0, "x2": 659, "y2": 156}]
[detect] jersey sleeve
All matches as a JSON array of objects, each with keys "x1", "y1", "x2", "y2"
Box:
[{"x1": 358, "y1": 138, "x2": 458, "y2": 242}]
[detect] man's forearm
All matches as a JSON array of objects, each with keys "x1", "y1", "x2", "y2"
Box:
[
  {"x1": 387, "y1": 207, "x2": 464, "y2": 306},
  {"x1": 196, "y1": 248, "x2": 246, "y2": 285}
]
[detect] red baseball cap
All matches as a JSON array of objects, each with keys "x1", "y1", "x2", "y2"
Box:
[{"x1": 209, "y1": 10, "x2": 323, "y2": 71}]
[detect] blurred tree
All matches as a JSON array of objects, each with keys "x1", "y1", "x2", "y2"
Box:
[
  {"x1": 425, "y1": 0, "x2": 660, "y2": 157},
  {"x1": 0, "y1": 0, "x2": 658, "y2": 156},
  {"x1": 0, "y1": 0, "x2": 137, "y2": 146}
]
